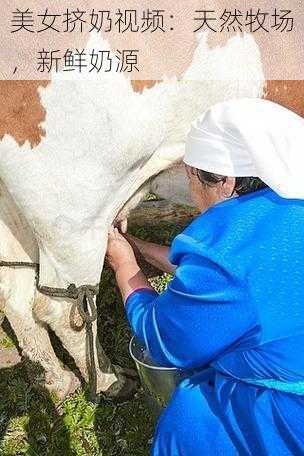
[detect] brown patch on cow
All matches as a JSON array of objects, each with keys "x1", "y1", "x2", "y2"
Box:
[
  {"x1": 131, "y1": 80, "x2": 159, "y2": 93},
  {"x1": 0, "y1": 81, "x2": 49, "y2": 148},
  {"x1": 264, "y1": 81, "x2": 304, "y2": 118}
]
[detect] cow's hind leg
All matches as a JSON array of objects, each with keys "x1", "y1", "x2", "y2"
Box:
[
  {"x1": 34, "y1": 294, "x2": 138, "y2": 402},
  {"x1": 1, "y1": 268, "x2": 79, "y2": 400}
]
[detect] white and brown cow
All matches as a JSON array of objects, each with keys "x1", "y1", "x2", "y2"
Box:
[{"x1": 0, "y1": 30, "x2": 302, "y2": 400}]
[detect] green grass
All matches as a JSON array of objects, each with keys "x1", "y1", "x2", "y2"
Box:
[
  {"x1": 0, "y1": 223, "x2": 183, "y2": 456},
  {"x1": 0, "y1": 336, "x2": 15, "y2": 350}
]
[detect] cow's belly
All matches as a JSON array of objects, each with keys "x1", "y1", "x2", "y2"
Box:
[{"x1": 0, "y1": 32, "x2": 266, "y2": 290}]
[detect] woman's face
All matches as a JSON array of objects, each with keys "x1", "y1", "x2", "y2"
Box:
[{"x1": 184, "y1": 165, "x2": 236, "y2": 213}]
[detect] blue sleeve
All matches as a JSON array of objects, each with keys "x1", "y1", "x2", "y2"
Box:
[{"x1": 125, "y1": 247, "x2": 258, "y2": 370}]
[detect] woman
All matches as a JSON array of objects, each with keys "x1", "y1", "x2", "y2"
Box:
[{"x1": 106, "y1": 98, "x2": 304, "y2": 455}]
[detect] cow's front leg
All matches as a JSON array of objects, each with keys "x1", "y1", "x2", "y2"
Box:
[
  {"x1": 1, "y1": 268, "x2": 79, "y2": 400},
  {"x1": 33, "y1": 294, "x2": 137, "y2": 400}
]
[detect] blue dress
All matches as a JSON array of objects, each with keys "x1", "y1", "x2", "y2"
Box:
[{"x1": 125, "y1": 187, "x2": 304, "y2": 456}]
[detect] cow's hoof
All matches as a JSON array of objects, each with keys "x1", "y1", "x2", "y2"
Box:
[
  {"x1": 98, "y1": 365, "x2": 139, "y2": 405},
  {"x1": 45, "y1": 371, "x2": 81, "y2": 401}
]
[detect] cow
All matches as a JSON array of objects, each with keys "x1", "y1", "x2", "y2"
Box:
[{"x1": 0, "y1": 29, "x2": 302, "y2": 401}]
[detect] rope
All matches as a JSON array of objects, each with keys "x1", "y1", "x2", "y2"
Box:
[{"x1": 0, "y1": 259, "x2": 100, "y2": 400}]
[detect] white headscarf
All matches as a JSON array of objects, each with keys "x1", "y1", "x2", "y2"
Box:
[{"x1": 183, "y1": 98, "x2": 304, "y2": 199}]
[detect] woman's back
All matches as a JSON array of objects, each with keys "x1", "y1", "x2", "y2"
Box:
[
  {"x1": 187, "y1": 187, "x2": 304, "y2": 381},
  {"x1": 168, "y1": 187, "x2": 304, "y2": 455}
]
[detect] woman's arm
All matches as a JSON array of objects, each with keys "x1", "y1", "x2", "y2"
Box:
[
  {"x1": 125, "y1": 255, "x2": 257, "y2": 369},
  {"x1": 124, "y1": 234, "x2": 176, "y2": 274},
  {"x1": 107, "y1": 227, "x2": 257, "y2": 370},
  {"x1": 115, "y1": 259, "x2": 154, "y2": 303}
]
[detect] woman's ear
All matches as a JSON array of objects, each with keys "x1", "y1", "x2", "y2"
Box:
[{"x1": 221, "y1": 177, "x2": 236, "y2": 198}]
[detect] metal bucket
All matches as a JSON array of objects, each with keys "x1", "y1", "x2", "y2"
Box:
[{"x1": 129, "y1": 336, "x2": 186, "y2": 418}]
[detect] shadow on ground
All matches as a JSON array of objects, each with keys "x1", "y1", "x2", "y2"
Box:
[{"x1": 0, "y1": 354, "x2": 71, "y2": 455}]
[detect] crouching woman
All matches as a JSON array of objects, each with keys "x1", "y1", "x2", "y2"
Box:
[{"x1": 106, "y1": 99, "x2": 304, "y2": 456}]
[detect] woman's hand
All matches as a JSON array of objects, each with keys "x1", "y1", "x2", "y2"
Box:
[
  {"x1": 106, "y1": 226, "x2": 137, "y2": 273},
  {"x1": 106, "y1": 226, "x2": 153, "y2": 302}
]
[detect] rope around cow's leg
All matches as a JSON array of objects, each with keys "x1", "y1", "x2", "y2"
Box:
[
  {"x1": 85, "y1": 320, "x2": 98, "y2": 401},
  {"x1": 0, "y1": 260, "x2": 139, "y2": 403},
  {"x1": 0, "y1": 260, "x2": 100, "y2": 400}
]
